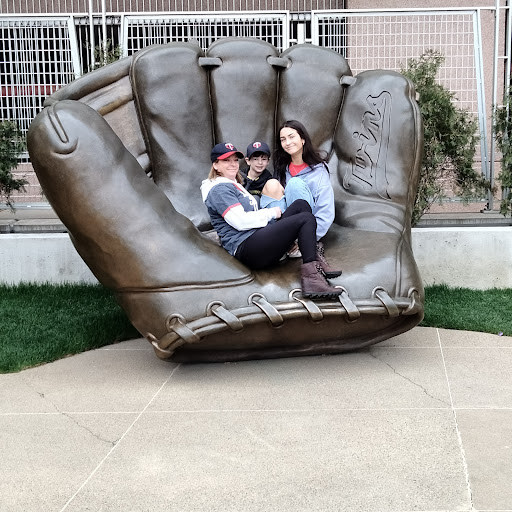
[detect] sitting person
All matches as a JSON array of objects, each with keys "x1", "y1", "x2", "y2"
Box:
[
  {"x1": 273, "y1": 120, "x2": 335, "y2": 243},
  {"x1": 200, "y1": 142, "x2": 342, "y2": 298},
  {"x1": 241, "y1": 140, "x2": 315, "y2": 216},
  {"x1": 240, "y1": 141, "x2": 274, "y2": 206}
]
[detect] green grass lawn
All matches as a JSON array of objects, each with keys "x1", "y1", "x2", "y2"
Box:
[
  {"x1": 420, "y1": 284, "x2": 512, "y2": 336},
  {"x1": 0, "y1": 283, "x2": 139, "y2": 373},
  {"x1": 1, "y1": 283, "x2": 511, "y2": 373}
]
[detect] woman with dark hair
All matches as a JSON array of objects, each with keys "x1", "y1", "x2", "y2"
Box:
[
  {"x1": 201, "y1": 142, "x2": 342, "y2": 298},
  {"x1": 273, "y1": 120, "x2": 335, "y2": 244}
]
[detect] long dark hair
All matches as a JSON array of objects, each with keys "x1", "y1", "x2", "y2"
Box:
[{"x1": 273, "y1": 120, "x2": 326, "y2": 186}]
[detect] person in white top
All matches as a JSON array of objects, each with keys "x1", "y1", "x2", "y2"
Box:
[{"x1": 201, "y1": 142, "x2": 342, "y2": 299}]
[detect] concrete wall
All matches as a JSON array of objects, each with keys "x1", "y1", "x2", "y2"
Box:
[
  {"x1": 412, "y1": 227, "x2": 512, "y2": 289},
  {"x1": 0, "y1": 234, "x2": 97, "y2": 285},
  {"x1": 1, "y1": 228, "x2": 511, "y2": 289}
]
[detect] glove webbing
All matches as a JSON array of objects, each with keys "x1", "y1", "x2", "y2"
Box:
[{"x1": 147, "y1": 287, "x2": 422, "y2": 358}]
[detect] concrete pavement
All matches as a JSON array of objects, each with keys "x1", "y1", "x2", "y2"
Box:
[{"x1": 1, "y1": 326, "x2": 511, "y2": 511}]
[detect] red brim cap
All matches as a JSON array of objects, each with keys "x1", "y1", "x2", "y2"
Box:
[{"x1": 217, "y1": 150, "x2": 244, "y2": 160}]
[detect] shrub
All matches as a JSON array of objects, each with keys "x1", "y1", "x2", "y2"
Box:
[
  {"x1": 492, "y1": 87, "x2": 512, "y2": 216},
  {"x1": 90, "y1": 39, "x2": 123, "y2": 71},
  {"x1": 0, "y1": 120, "x2": 27, "y2": 210},
  {"x1": 401, "y1": 50, "x2": 490, "y2": 225}
]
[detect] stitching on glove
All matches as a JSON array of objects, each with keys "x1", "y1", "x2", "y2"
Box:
[
  {"x1": 335, "y1": 287, "x2": 361, "y2": 322},
  {"x1": 402, "y1": 288, "x2": 422, "y2": 316},
  {"x1": 47, "y1": 104, "x2": 71, "y2": 146},
  {"x1": 291, "y1": 293, "x2": 324, "y2": 323},
  {"x1": 248, "y1": 294, "x2": 284, "y2": 328},
  {"x1": 150, "y1": 293, "x2": 420, "y2": 358},
  {"x1": 267, "y1": 56, "x2": 289, "y2": 69},
  {"x1": 198, "y1": 57, "x2": 222, "y2": 68},
  {"x1": 165, "y1": 313, "x2": 201, "y2": 344},
  {"x1": 340, "y1": 75, "x2": 357, "y2": 86},
  {"x1": 207, "y1": 302, "x2": 244, "y2": 332},
  {"x1": 373, "y1": 287, "x2": 400, "y2": 318}
]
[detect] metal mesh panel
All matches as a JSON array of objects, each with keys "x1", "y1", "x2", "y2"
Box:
[
  {"x1": 313, "y1": 9, "x2": 488, "y2": 192},
  {"x1": 123, "y1": 14, "x2": 288, "y2": 54},
  {"x1": 0, "y1": 17, "x2": 79, "y2": 167},
  {"x1": 75, "y1": 15, "x2": 122, "y2": 72},
  {"x1": 0, "y1": 8, "x2": 497, "y2": 205},
  {"x1": 314, "y1": 11, "x2": 480, "y2": 115}
]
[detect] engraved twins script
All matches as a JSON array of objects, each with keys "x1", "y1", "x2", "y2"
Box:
[{"x1": 343, "y1": 91, "x2": 392, "y2": 200}]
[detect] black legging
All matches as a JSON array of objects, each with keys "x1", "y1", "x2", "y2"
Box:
[{"x1": 235, "y1": 199, "x2": 317, "y2": 270}]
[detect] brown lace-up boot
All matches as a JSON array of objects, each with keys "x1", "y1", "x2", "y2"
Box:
[
  {"x1": 316, "y1": 241, "x2": 342, "y2": 278},
  {"x1": 301, "y1": 261, "x2": 342, "y2": 299}
]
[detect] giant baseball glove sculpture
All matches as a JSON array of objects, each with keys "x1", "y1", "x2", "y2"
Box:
[{"x1": 27, "y1": 38, "x2": 424, "y2": 362}]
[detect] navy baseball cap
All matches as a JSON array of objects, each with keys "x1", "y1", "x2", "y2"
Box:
[
  {"x1": 246, "y1": 141, "x2": 271, "y2": 159},
  {"x1": 210, "y1": 142, "x2": 244, "y2": 162}
]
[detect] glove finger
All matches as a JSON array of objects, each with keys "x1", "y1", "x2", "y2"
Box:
[
  {"x1": 130, "y1": 43, "x2": 213, "y2": 229},
  {"x1": 27, "y1": 99, "x2": 252, "y2": 291},
  {"x1": 325, "y1": 71, "x2": 423, "y2": 302},
  {"x1": 207, "y1": 38, "x2": 280, "y2": 153},
  {"x1": 333, "y1": 70, "x2": 423, "y2": 232},
  {"x1": 277, "y1": 45, "x2": 352, "y2": 155},
  {"x1": 47, "y1": 57, "x2": 149, "y2": 174}
]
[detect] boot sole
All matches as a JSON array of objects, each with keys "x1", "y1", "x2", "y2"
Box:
[
  {"x1": 324, "y1": 271, "x2": 342, "y2": 278},
  {"x1": 303, "y1": 291, "x2": 342, "y2": 299}
]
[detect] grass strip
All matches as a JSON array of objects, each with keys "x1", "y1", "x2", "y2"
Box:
[
  {"x1": 421, "y1": 284, "x2": 512, "y2": 336},
  {"x1": 0, "y1": 283, "x2": 139, "y2": 373},
  {"x1": 0, "y1": 283, "x2": 510, "y2": 373}
]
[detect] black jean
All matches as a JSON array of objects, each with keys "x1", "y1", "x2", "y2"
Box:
[{"x1": 235, "y1": 199, "x2": 317, "y2": 270}]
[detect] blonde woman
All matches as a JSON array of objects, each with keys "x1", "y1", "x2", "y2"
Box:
[{"x1": 200, "y1": 142, "x2": 342, "y2": 299}]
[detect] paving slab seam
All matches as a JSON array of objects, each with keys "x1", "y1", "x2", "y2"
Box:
[
  {"x1": 0, "y1": 411, "x2": 64, "y2": 416},
  {"x1": 437, "y1": 328, "x2": 475, "y2": 510},
  {"x1": 374, "y1": 346, "x2": 455, "y2": 351},
  {"x1": 0, "y1": 410, "x2": 143, "y2": 416},
  {"x1": 1, "y1": 407, "x2": 460, "y2": 416},
  {"x1": 58, "y1": 363, "x2": 182, "y2": 512},
  {"x1": 140, "y1": 406, "x2": 453, "y2": 413},
  {"x1": 377, "y1": 345, "x2": 512, "y2": 349},
  {"x1": 440, "y1": 349, "x2": 512, "y2": 352},
  {"x1": 440, "y1": 346, "x2": 512, "y2": 349},
  {"x1": 453, "y1": 406, "x2": 512, "y2": 410}
]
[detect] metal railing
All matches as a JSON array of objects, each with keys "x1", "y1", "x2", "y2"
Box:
[
  {"x1": 1, "y1": 5, "x2": 510, "y2": 204},
  {"x1": 121, "y1": 12, "x2": 290, "y2": 53}
]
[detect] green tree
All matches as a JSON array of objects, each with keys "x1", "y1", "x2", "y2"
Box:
[
  {"x1": 0, "y1": 121, "x2": 27, "y2": 211},
  {"x1": 492, "y1": 87, "x2": 512, "y2": 216},
  {"x1": 401, "y1": 50, "x2": 490, "y2": 225}
]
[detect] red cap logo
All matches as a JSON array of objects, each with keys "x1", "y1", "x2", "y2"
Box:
[
  {"x1": 225, "y1": 143, "x2": 235, "y2": 150},
  {"x1": 253, "y1": 142, "x2": 262, "y2": 148}
]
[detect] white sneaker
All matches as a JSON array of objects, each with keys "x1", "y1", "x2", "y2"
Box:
[{"x1": 287, "y1": 241, "x2": 302, "y2": 258}]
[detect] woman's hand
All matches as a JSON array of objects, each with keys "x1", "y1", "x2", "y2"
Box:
[{"x1": 272, "y1": 207, "x2": 283, "y2": 219}]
